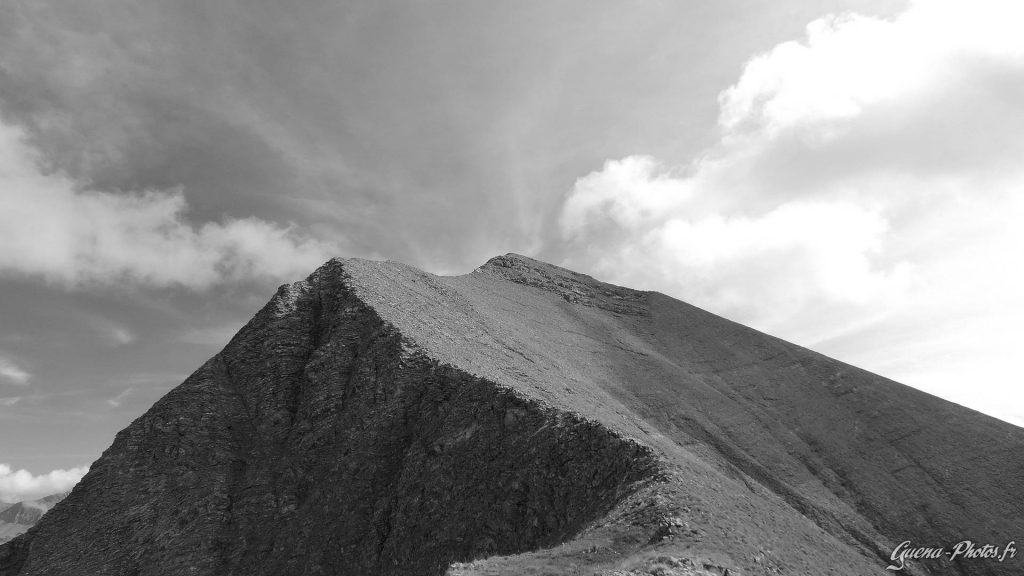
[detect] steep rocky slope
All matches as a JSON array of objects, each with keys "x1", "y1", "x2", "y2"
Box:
[{"x1": 1, "y1": 254, "x2": 1021, "y2": 575}]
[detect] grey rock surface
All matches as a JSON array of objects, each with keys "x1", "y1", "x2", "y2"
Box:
[{"x1": 2, "y1": 254, "x2": 1021, "y2": 576}]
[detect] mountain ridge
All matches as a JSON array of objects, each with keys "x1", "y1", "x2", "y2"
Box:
[
  {"x1": 0, "y1": 493, "x2": 67, "y2": 546},
  {"x1": 2, "y1": 254, "x2": 1020, "y2": 575}
]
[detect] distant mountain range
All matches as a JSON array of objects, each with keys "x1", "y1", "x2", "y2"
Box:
[{"x1": 0, "y1": 494, "x2": 67, "y2": 545}]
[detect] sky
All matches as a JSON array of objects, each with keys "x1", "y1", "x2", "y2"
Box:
[{"x1": 1, "y1": 0, "x2": 1022, "y2": 502}]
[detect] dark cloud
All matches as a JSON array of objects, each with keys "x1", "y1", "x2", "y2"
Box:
[{"x1": 1, "y1": 0, "x2": 905, "y2": 272}]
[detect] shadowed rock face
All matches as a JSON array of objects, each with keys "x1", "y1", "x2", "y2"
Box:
[{"x1": 2, "y1": 254, "x2": 1022, "y2": 576}]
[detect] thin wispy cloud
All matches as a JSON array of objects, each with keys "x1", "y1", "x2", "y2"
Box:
[
  {"x1": 83, "y1": 317, "x2": 136, "y2": 347},
  {"x1": 560, "y1": 0, "x2": 1024, "y2": 424},
  {"x1": 106, "y1": 388, "x2": 133, "y2": 409},
  {"x1": 0, "y1": 355, "x2": 32, "y2": 386},
  {"x1": 109, "y1": 328, "x2": 135, "y2": 347}
]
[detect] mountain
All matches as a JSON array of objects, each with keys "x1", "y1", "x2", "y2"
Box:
[
  {"x1": 1, "y1": 254, "x2": 1021, "y2": 575},
  {"x1": 0, "y1": 494, "x2": 67, "y2": 546},
  {"x1": 0, "y1": 527, "x2": 23, "y2": 549}
]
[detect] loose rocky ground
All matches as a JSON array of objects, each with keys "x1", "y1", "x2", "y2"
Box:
[{"x1": 2, "y1": 254, "x2": 1021, "y2": 575}]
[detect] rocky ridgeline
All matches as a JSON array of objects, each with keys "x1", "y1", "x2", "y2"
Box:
[
  {"x1": 479, "y1": 254, "x2": 647, "y2": 315},
  {"x1": 0, "y1": 259, "x2": 657, "y2": 575},
  {"x1": 2, "y1": 255, "x2": 1022, "y2": 576}
]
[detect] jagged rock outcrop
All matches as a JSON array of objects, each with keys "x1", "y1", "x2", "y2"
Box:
[{"x1": 2, "y1": 254, "x2": 1022, "y2": 576}]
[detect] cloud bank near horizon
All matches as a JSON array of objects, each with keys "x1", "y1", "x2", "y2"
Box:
[
  {"x1": 0, "y1": 463, "x2": 88, "y2": 503},
  {"x1": 559, "y1": 0, "x2": 1024, "y2": 425}
]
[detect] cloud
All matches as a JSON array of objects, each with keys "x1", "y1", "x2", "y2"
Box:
[
  {"x1": 106, "y1": 387, "x2": 133, "y2": 408},
  {"x1": 560, "y1": 156, "x2": 918, "y2": 340},
  {"x1": 108, "y1": 327, "x2": 135, "y2": 346},
  {"x1": 0, "y1": 355, "x2": 31, "y2": 386},
  {"x1": 0, "y1": 397, "x2": 21, "y2": 407},
  {"x1": 0, "y1": 0, "x2": 571, "y2": 270},
  {"x1": 0, "y1": 121, "x2": 337, "y2": 290},
  {"x1": 559, "y1": 0, "x2": 1024, "y2": 423},
  {"x1": 83, "y1": 317, "x2": 136, "y2": 347},
  {"x1": 0, "y1": 463, "x2": 88, "y2": 503},
  {"x1": 719, "y1": 0, "x2": 1024, "y2": 136}
]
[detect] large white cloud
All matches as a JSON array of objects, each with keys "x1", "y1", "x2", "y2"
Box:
[
  {"x1": 0, "y1": 121, "x2": 336, "y2": 290},
  {"x1": 559, "y1": 0, "x2": 1024, "y2": 425},
  {"x1": 0, "y1": 463, "x2": 88, "y2": 503}
]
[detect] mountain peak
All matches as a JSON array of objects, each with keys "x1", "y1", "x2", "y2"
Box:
[
  {"x1": 2, "y1": 255, "x2": 1021, "y2": 576},
  {"x1": 476, "y1": 253, "x2": 647, "y2": 314}
]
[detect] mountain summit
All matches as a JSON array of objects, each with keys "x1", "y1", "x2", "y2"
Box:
[{"x1": 2, "y1": 254, "x2": 1021, "y2": 575}]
